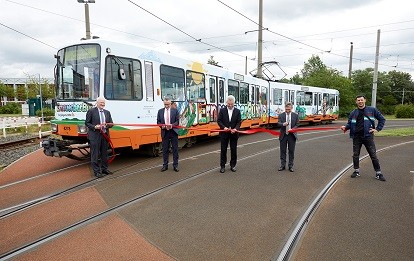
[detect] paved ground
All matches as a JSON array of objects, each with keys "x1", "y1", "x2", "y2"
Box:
[
  {"x1": 1, "y1": 123, "x2": 413, "y2": 260},
  {"x1": 293, "y1": 137, "x2": 414, "y2": 261}
]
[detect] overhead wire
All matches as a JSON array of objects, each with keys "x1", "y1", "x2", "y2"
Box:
[
  {"x1": 127, "y1": 0, "x2": 246, "y2": 58},
  {"x1": 4, "y1": 0, "x2": 166, "y2": 44},
  {"x1": 216, "y1": 0, "x2": 414, "y2": 72},
  {"x1": 0, "y1": 21, "x2": 56, "y2": 49}
]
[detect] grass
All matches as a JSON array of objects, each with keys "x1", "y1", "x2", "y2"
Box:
[{"x1": 376, "y1": 127, "x2": 414, "y2": 137}]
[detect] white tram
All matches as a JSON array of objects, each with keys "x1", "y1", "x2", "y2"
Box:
[{"x1": 42, "y1": 39, "x2": 339, "y2": 159}]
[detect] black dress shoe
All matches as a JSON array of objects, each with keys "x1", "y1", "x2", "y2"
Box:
[
  {"x1": 289, "y1": 167, "x2": 294, "y2": 172},
  {"x1": 102, "y1": 169, "x2": 113, "y2": 175},
  {"x1": 173, "y1": 167, "x2": 179, "y2": 172},
  {"x1": 230, "y1": 167, "x2": 236, "y2": 172},
  {"x1": 220, "y1": 167, "x2": 225, "y2": 173},
  {"x1": 161, "y1": 166, "x2": 168, "y2": 172},
  {"x1": 95, "y1": 172, "x2": 104, "y2": 178},
  {"x1": 278, "y1": 166, "x2": 285, "y2": 171}
]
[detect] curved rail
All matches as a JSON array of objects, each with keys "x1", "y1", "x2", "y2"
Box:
[{"x1": 275, "y1": 140, "x2": 414, "y2": 261}]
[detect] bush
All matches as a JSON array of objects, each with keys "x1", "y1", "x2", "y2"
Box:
[
  {"x1": 36, "y1": 107, "x2": 55, "y2": 117},
  {"x1": 377, "y1": 104, "x2": 395, "y2": 115},
  {"x1": 0, "y1": 102, "x2": 22, "y2": 114},
  {"x1": 395, "y1": 104, "x2": 414, "y2": 118}
]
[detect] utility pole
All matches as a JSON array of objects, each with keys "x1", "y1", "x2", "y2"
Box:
[
  {"x1": 348, "y1": 42, "x2": 353, "y2": 79},
  {"x1": 371, "y1": 29, "x2": 381, "y2": 107},
  {"x1": 257, "y1": 0, "x2": 263, "y2": 78},
  {"x1": 39, "y1": 74, "x2": 44, "y2": 123},
  {"x1": 77, "y1": 0, "x2": 95, "y2": 40}
]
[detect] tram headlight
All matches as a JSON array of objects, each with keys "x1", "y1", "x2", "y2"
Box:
[
  {"x1": 51, "y1": 123, "x2": 58, "y2": 133},
  {"x1": 78, "y1": 125, "x2": 88, "y2": 134}
]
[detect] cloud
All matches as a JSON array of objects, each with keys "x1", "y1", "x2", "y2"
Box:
[{"x1": 0, "y1": 0, "x2": 413, "y2": 80}]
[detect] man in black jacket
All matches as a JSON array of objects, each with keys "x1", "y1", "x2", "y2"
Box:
[
  {"x1": 157, "y1": 97, "x2": 180, "y2": 172},
  {"x1": 85, "y1": 97, "x2": 114, "y2": 178},
  {"x1": 217, "y1": 95, "x2": 242, "y2": 173}
]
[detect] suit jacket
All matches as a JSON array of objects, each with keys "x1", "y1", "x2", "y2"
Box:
[
  {"x1": 157, "y1": 107, "x2": 180, "y2": 137},
  {"x1": 277, "y1": 111, "x2": 300, "y2": 140},
  {"x1": 85, "y1": 107, "x2": 114, "y2": 141},
  {"x1": 217, "y1": 106, "x2": 242, "y2": 138}
]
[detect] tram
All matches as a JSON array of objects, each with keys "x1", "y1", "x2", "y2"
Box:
[{"x1": 42, "y1": 39, "x2": 339, "y2": 159}]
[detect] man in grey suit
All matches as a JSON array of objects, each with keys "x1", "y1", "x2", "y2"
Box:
[
  {"x1": 277, "y1": 102, "x2": 300, "y2": 172},
  {"x1": 157, "y1": 97, "x2": 180, "y2": 172},
  {"x1": 85, "y1": 96, "x2": 114, "y2": 178}
]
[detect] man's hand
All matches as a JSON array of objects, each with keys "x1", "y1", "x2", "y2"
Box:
[
  {"x1": 340, "y1": 126, "x2": 347, "y2": 132},
  {"x1": 369, "y1": 128, "x2": 377, "y2": 134}
]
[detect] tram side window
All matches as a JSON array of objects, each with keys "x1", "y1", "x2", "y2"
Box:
[
  {"x1": 160, "y1": 65, "x2": 185, "y2": 100},
  {"x1": 296, "y1": 91, "x2": 305, "y2": 106},
  {"x1": 329, "y1": 94, "x2": 336, "y2": 107},
  {"x1": 260, "y1": 87, "x2": 268, "y2": 105},
  {"x1": 219, "y1": 79, "x2": 224, "y2": 103},
  {"x1": 323, "y1": 93, "x2": 329, "y2": 107},
  {"x1": 104, "y1": 56, "x2": 143, "y2": 100},
  {"x1": 273, "y1": 88, "x2": 282, "y2": 105},
  {"x1": 209, "y1": 78, "x2": 216, "y2": 103},
  {"x1": 228, "y1": 79, "x2": 239, "y2": 103},
  {"x1": 186, "y1": 70, "x2": 205, "y2": 101},
  {"x1": 240, "y1": 82, "x2": 249, "y2": 104},
  {"x1": 304, "y1": 92, "x2": 312, "y2": 106}
]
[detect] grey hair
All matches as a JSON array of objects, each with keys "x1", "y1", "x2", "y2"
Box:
[
  {"x1": 96, "y1": 96, "x2": 106, "y2": 103},
  {"x1": 226, "y1": 95, "x2": 235, "y2": 103}
]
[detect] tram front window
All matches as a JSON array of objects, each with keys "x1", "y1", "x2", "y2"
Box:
[{"x1": 56, "y1": 44, "x2": 101, "y2": 101}]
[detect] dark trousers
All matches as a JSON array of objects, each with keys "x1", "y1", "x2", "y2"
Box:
[
  {"x1": 90, "y1": 134, "x2": 109, "y2": 174},
  {"x1": 352, "y1": 135, "x2": 381, "y2": 171},
  {"x1": 162, "y1": 130, "x2": 179, "y2": 168},
  {"x1": 220, "y1": 134, "x2": 238, "y2": 168},
  {"x1": 280, "y1": 134, "x2": 296, "y2": 168}
]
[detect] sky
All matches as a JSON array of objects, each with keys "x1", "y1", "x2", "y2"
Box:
[{"x1": 0, "y1": 0, "x2": 413, "y2": 82}]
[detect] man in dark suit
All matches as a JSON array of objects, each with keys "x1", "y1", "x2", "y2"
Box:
[
  {"x1": 157, "y1": 97, "x2": 180, "y2": 172},
  {"x1": 277, "y1": 102, "x2": 300, "y2": 172},
  {"x1": 217, "y1": 95, "x2": 242, "y2": 173},
  {"x1": 85, "y1": 96, "x2": 114, "y2": 178}
]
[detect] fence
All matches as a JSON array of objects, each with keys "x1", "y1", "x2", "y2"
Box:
[{"x1": 1, "y1": 116, "x2": 49, "y2": 139}]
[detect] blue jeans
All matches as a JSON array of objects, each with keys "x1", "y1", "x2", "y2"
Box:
[{"x1": 352, "y1": 135, "x2": 381, "y2": 171}]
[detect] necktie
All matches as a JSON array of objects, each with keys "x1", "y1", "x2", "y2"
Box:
[
  {"x1": 99, "y1": 110, "x2": 106, "y2": 132},
  {"x1": 286, "y1": 113, "x2": 291, "y2": 134},
  {"x1": 166, "y1": 109, "x2": 170, "y2": 125}
]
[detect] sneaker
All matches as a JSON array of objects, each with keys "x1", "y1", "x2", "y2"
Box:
[
  {"x1": 351, "y1": 171, "x2": 360, "y2": 178},
  {"x1": 375, "y1": 173, "x2": 386, "y2": 181}
]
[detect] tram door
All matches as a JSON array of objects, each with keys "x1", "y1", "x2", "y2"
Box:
[
  {"x1": 208, "y1": 76, "x2": 222, "y2": 122},
  {"x1": 314, "y1": 93, "x2": 322, "y2": 115},
  {"x1": 284, "y1": 90, "x2": 295, "y2": 105}
]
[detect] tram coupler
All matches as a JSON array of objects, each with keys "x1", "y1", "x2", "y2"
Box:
[{"x1": 41, "y1": 138, "x2": 74, "y2": 158}]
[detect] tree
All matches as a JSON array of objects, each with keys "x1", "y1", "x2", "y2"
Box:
[
  {"x1": 0, "y1": 82, "x2": 15, "y2": 99},
  {"x1": 298, "y1": 55, "x2": 356, "y2": 116},
  {"x1": 301, "y1": 55, "x2": 327, "y2": 79},
  {"x1": 25, "y1": 74, "x2": 55, "y2": 100},
  {"x1": 15, "y1": 85, "x2": 27, "y2": 101},
  {"x1": 387, "y1": 70, "x2": 414, "y2": 105}
]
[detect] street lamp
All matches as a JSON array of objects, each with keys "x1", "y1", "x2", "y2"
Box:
[{"x1": 77, "y1": 0, "x2": 95, "y2": 40}]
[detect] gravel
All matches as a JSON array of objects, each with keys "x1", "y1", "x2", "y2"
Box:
[{"x1": 0, "y1": 134, "x2": 43, "y2": 168}]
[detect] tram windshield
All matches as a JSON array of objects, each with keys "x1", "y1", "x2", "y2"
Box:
[{"x1": 55, "y1": 44, "x2": 101, "y2": 101}]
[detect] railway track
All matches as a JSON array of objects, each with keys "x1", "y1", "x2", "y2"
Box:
[
  {"x1": 1, "y1": 122, "x2": 412, "y2": 260},
  {"x1": 0, "y1": 129, "x2": 341, "y2": 259}
]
